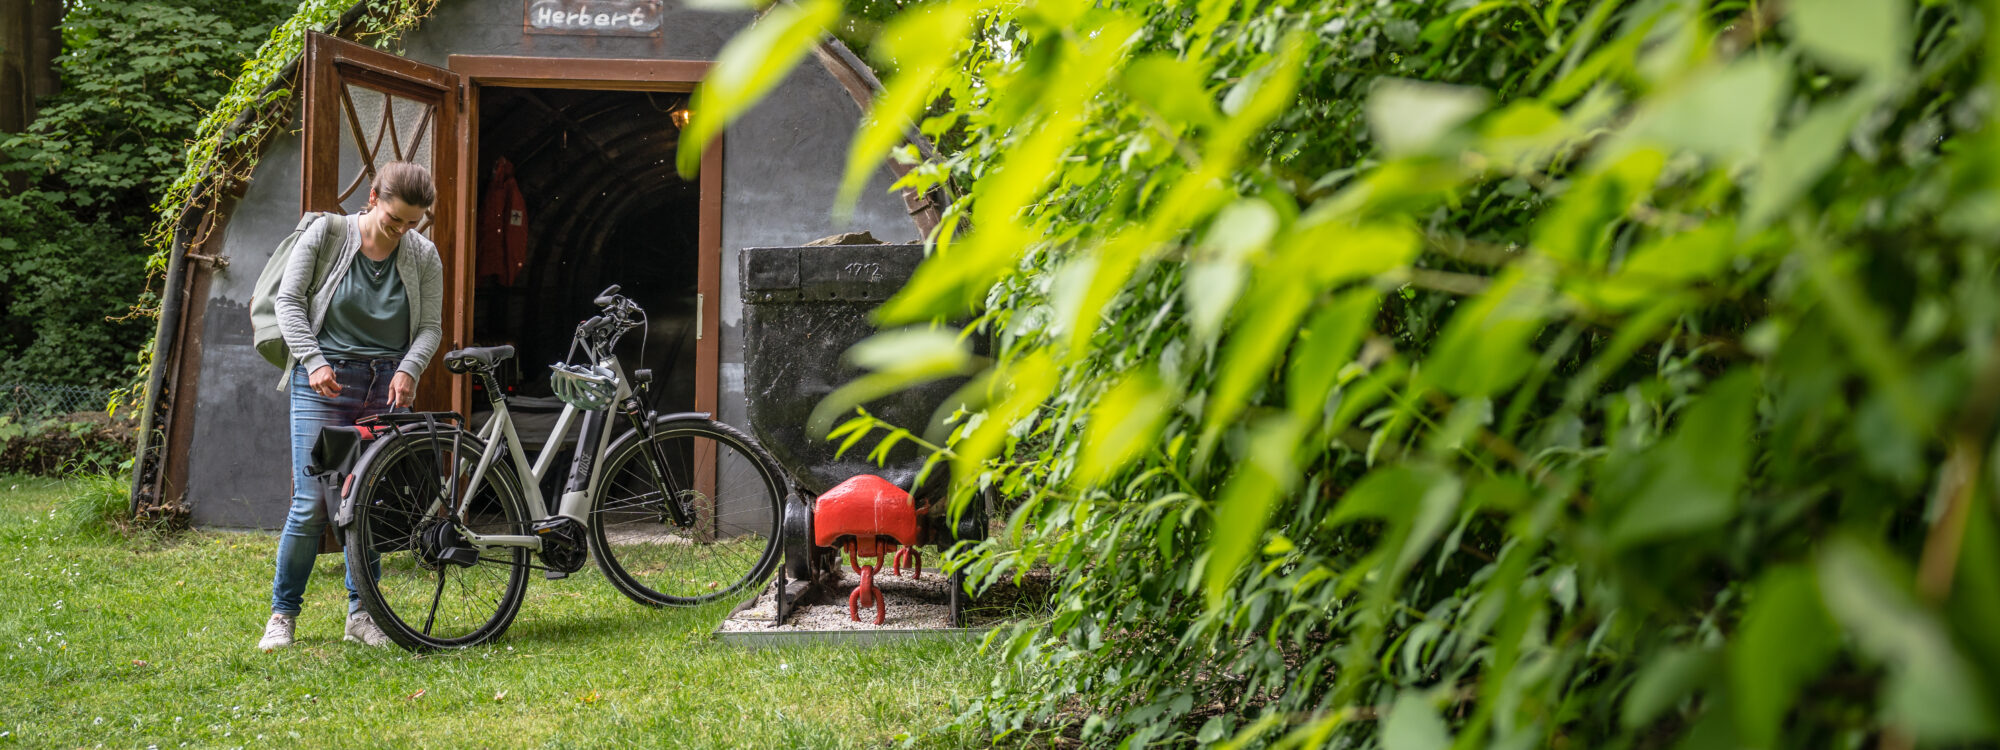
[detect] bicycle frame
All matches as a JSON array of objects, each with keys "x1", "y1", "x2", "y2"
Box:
[{"x1": 446, "y1": 353, "x2": 631, "y2": 552}]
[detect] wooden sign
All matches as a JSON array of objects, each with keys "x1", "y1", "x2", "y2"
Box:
[{"x1": 524, "y1": 0, "x2": 663, "y2": 36}]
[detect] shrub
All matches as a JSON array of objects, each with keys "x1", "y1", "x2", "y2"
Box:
[
  {"x1": 0, "y1": 411, "x2": 137, "y2": 476},
  {"x1": 690, "y1": 0, "x2": 2000, "y2": 746}
]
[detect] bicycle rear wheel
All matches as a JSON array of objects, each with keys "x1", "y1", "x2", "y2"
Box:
[
  {"x1": 589, "y1": 417, "x2": 785, "y2": 606},
  {"x1": 346, "y1": 429, "x2": 531, "y2": 650}
]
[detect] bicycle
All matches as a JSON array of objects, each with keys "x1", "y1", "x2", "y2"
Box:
[{"x1": 339, "y1": 285, "x2": 786, "y2": 650}]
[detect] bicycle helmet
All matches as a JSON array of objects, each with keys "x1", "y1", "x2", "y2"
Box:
[{"x1": 549, "y1": 362, "x2": 618, "y2": 410}]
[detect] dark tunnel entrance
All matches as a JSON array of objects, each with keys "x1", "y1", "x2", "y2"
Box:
[{"x1": 469, "y1": 86, "x2": 701, "y2": 451}]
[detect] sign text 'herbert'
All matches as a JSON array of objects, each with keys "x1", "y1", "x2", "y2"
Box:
[{"x1": 525, "y1": 0, "x2": 663, "y2": 36}]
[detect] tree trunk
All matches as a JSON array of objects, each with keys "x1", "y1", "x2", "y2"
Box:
[
  {"x1": 2, "y1": 0, "x2": 64, "y2": 129},
  {"x1": 1, "y1": 0, "x2": 63, "y2": 190}
]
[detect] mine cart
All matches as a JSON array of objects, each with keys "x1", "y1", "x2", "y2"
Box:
[{"x1": 739, "y1": 242, "x2": 988, "y2": 628}]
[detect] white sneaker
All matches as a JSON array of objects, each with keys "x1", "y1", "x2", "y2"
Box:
[
  {"x1": 258, "y1": 612, "x2": 296, "y2": 651},
  {"x1": 344, "y1": 610, "x2": 391, "y2": 647}
]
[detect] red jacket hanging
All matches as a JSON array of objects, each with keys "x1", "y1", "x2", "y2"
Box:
[{"x1": 477, "y1": 157, "x2": 528, "y2": 286}]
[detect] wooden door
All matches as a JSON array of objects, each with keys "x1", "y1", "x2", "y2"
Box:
[{"x1": 301, "y1": 31, "x2": 465, "y2": 413}]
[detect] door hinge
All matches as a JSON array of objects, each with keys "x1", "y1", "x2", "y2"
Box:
[{"x1": 695, "y1": 293, "x2": 704, "y2": 340}]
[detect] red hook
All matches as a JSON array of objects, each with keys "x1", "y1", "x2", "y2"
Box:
[
  {"x1": 893, "y1": 546, "x2": 922, "y2": 579},
  {"x1": 848, "y1": 564, "x2": 885, "y2": 624}
]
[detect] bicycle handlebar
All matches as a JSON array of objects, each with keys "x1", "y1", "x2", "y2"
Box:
[
  {"x1": 594, "y1": 285, "x2": 622, "y2": 307},
  {"x1": 575, "y1": 285, "x2": 644, "y2": 356}
]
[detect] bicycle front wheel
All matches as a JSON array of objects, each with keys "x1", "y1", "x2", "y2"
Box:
[
  {"x1": 589, "y1": 417, "x2": 785, "y2": 606},
  {"x1": 346, "y1": 429, "x2": 531, "y2": 650}
]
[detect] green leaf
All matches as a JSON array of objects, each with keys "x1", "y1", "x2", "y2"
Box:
[
  {"x1": 1382, "y1": 692, "x2": 1452, "y2": 750},
  {"x1": 1423, "y1": 265, "x2": 1549, "y2": 397},
  {"x1": 1286, "y1": 289, "x2": 1381, "y2": 421},
  {"x1": 1366, "y1": 78, "x2": 1490, "y2": 156},
  {"x1": 845, "y1": 326, "x2": 970, "y2": 373},
  {"x1": 1789, "y1": 0, "x2": 1910, "y2": 77},
  {"x1": 1121, "y1": 55, "x2": 1219, "y2": 130},
  {"x1": 1203, "y1": 278, "x2": 1311, "y2": 436},
  {"x1": 1183, "y1": 261, "x2": 1245, "y2": 345},
  {"x1": 1479, "y1": 100, "x2": 1570, "y2": 170},
  {"x1": 1074, "y1": 371, "x2": 1176, "y2": 486},
  {"x1": 1728, "y1": 565, "x2": 1840, "y2": 749},
  {"x1": 1630, "y1": 55, "x2": 1787, "y2": 167},
  {"x1": 1530, "y1": 147, "x2": 1666, "y2": 266},
  {"x1": 1744, "y1": 90, "x2": 1875, "y2": 231},
  {"x1": 1327, "y1": 464, "x2": 1462, "y2": 579},
  {"x1": 1796, "y1": 222, "x2": 1933, "y2": 437},
  {"x1": 1608, "y1": 370, "x2": 1757, "y2": 548},
  {"x1": 1947, "y1": 502, "x2": 2000, "y2": 701},
  {"x1": 1185, "y1": 199, "x2": 1279, "y2": 342},
  {"x1": 1818, "y1": 536, "x2": 1998, "y2": 741},
  {"x1": 1203, "y1": 416, "x2": 1304, "y2": 610},
  {"x1": 1292, "y1": 221, "x2": 1421, "y2": 287},
  {"x1": 1622, "y1": 647, "x2": 1719, "y2": 729},
  {"x1": 678, "y1": 0, "x2": 842, "y2": 177},
  {"x1": 1593, "y1": 220, "x2": 1742, "y2": 310},
  {"x1": 951, "y1": 352, "x2": 1060, "y2": 484}
]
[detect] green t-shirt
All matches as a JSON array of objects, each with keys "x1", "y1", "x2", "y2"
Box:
[{"x1": 316, "y1": 248, "x2": 411, "y2": 360}]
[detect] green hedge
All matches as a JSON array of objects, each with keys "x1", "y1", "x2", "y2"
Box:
[{"x1": 688, "y1": 0, "x2": 2000, "y2": 746}]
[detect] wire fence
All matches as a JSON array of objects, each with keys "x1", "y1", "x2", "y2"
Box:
[{"x1": 0, "y1": 383, "x2": 118, "y2": 420}]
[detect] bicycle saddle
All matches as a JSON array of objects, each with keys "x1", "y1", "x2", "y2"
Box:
[{"x1": 443, "y1": 345, "x2": 516, "y2": 373}]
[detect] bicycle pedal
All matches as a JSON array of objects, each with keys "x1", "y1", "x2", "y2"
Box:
[{"x1": 545, "y1": 570, "x2": 569, "y2": 580}]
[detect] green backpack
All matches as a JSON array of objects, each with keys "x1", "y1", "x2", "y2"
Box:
[{"x1": 249, "y1": 212, "x2": 347, "y2": 368}]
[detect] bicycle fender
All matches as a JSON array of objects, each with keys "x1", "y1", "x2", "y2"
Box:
[{"x1": 339, "y1": 425, "x2": 478, "y2": 529}]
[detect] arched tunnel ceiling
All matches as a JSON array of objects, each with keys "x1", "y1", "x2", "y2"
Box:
[{"x1": 476, "y1": 86, "x2": 697, "y2": 286}]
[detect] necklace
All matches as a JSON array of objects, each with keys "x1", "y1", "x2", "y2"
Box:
[
  {"x1": 361, "y1": 251, "x2": 392, "y2": 280},
  {"x1": 360, "y1": 209, "x2": 394, "y2": 280}
]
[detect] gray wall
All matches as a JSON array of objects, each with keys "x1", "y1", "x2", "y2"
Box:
[{"x1": 185, "y1": 0, "x2": 918, "y2": 529}]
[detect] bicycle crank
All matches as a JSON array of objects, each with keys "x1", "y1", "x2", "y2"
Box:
[{"x1": 532, "y1": 517, "x2": 589, "y2": 579}]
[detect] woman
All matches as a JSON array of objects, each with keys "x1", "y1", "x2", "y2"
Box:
[{"x1": 260, "y1": 162, "x2": 444, "y2": 651}]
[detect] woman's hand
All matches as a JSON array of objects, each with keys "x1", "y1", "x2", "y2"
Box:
[
  {"x1": 389, "y1": 372, "x2": 417, "y2": 409},
  {"x1": 309, "y1": 366, "x2": 342, "y2": 398}
]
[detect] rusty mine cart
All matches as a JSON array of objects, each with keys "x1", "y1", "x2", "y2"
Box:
[{"x1": 739, "y1": 242, "x2": 990, "y2": 632}]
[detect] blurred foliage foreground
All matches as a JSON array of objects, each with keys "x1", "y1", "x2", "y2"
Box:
[{"x1": 690, "y1": 0, "x2": 2000, "y2": 746}]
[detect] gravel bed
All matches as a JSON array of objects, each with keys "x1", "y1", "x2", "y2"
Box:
[{"x1": 718, "y1": 559, "x2": 1050, "y2": 633}]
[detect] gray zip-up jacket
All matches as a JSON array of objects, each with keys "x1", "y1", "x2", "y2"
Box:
[{"x1": 272, "y1": 212, "x2": 444, "y2": 390}]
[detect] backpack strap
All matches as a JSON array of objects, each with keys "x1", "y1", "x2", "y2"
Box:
[
  {"x1": 307, "y1": 213, "x2": 348, "y2": 298},
  {"x1": 274, "y1": 213, "x2": 353, "y2": 392}
]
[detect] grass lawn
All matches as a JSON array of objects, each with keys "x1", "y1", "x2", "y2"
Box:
[{"x1": 0, "y1": 475, "x2": 998, "y2": 748}]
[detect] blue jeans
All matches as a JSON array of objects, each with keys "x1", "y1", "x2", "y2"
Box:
[{"x1": 271, "y1": 359, "x2": 406, "y2": 616}]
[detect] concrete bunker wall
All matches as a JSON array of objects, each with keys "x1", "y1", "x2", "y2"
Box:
[{"x1": 182, "y1": 0, "x2": 918, "y2": 529}]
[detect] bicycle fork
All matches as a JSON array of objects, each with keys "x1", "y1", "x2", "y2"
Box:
[{"x1": 617, "y1": 394, "x2": 696, "y2": 529}]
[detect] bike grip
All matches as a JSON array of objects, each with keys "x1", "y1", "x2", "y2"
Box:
[{"x1": 594, "y1": 285, "x2": 621, "y2": 306}]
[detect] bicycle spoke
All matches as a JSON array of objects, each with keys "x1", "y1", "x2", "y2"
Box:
[{"x1": 422, "y1": 565, "x2": 447, "y2": 636}]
